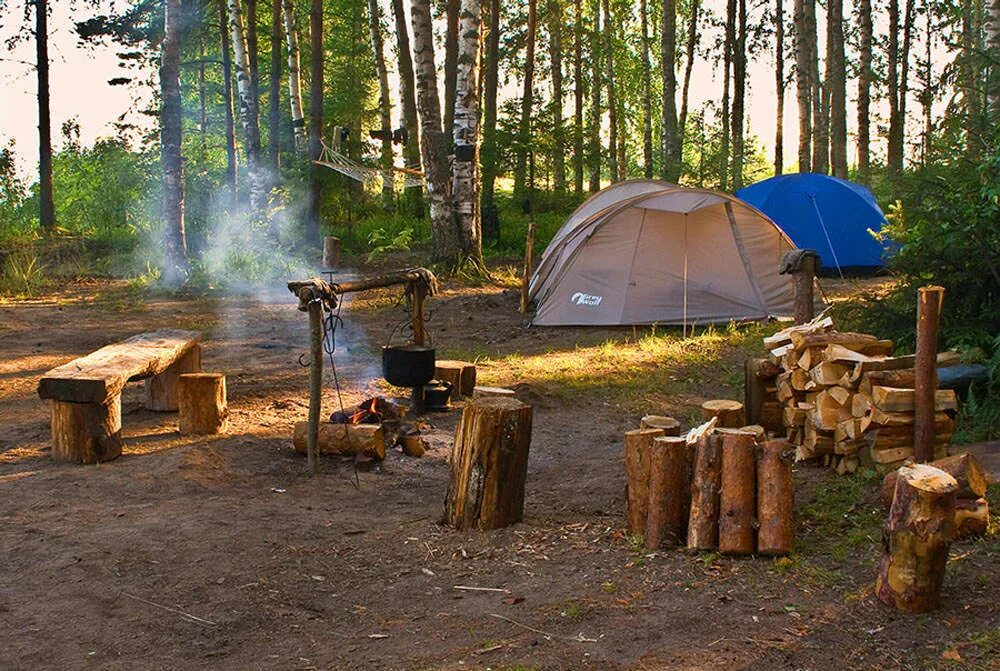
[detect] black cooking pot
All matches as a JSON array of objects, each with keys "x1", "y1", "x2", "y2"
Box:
[
  {"x1": 423, "y1": 380, "x2": 453, "y2": 410},
  {"x1": 382, "y1": 345, "x2": 436, "y2": 388}
]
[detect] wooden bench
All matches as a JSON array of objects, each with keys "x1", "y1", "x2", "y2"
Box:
[{"x1": 37, "y1": 329, "x2": 202, "y2": 463}]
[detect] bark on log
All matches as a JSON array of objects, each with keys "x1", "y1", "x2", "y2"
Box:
[
  {"x1": 745, "y1": 358, "x2": 767, "y2": 426},
  {"x1": 444, "y1": 397, "x2": 533, "y2": 531},
  {"x1": 915, "y1": 286, "x2": 945, "y2": 462},
  {"x1": 756, "y1": 439, "x2": 795, "y2": 556},
  {"x1": 144, "y1": 345, "x2": 202, "y2": 411},
  {"x1": 687, "y1": 433, "x2": 723, "y2": 551},
  {"x1": 719, "y1": 431, "x2": 757, "y2": 555},
  {"x1": 876, "y1": 463, "x2": 957, "y2": 613},
  {"x1": 871, "y1": 386, "x2": 957, "y2": 413},
  {"x1": 435, "y1": 360, "x2": 477, "y2": 399},
  {"x1": 624, "y1": 427, "x2": 666, "y2": 535},
  {"x1": 701, "y1": 400, "x2": 745, "y2": 428},
  {"x1": 954, "y1": 497, "x2": 989, "y2": 538},
  {"x1": 177, "y1": 373, "x2": 228, "y2": 435},
  {"x1": 640, "y1": 415, "x2": 681, "y2": 435},
  {"x1": 645, "y1": 436, "x2": 690, "y2": 549},
  {"x1": 293, "y1": 422, "x2": 387, "y2": 459},
  {"x1": 880, "y1": 452, "x2": 987, "y2": 508},
  {"x1": 51, "y1": 396, "x2": 123, "y2": 463}
]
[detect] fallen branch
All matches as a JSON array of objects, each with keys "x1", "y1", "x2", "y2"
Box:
[
  {"x1": 120, "y1": 591, "x2": 217, "y2": 626},
  {"x1": 488, "y1": 613, "x2": 597, "y2": 643},
  {"x1": 453, "y1": 585, "x2": 510, "y2": 593}
]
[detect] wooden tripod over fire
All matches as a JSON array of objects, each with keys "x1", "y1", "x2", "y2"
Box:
[{"x1": 288, "y1": 268, "x2": 438, "y2": 473}]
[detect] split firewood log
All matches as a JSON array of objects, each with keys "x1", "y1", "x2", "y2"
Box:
[
  {"x1": 880, "y1": 452, "x2": 987, "y2": 508},
  {"x1": 757, "y1": 439, "x2": 795, "y2": 556},
  {"x1": 871, "y1": 386, "x2": 958, "y2": 413},
  {"x1": 687, "y1": 432, "x2": 724, "y2": 551}
]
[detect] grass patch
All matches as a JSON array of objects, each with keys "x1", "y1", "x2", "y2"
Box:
[{"x1": 798, "y1": 471, "x2": 883, "y2": 561}]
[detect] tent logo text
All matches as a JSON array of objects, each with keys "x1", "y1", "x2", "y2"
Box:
[{"x1": 571, "y1": 292, "x2": 603, "y2": 307}]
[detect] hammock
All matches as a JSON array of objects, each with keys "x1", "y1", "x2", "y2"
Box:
[{"x1": 314, "y1": 141, "x2": 424, "y2": 188}]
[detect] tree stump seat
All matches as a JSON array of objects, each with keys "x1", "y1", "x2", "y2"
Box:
[{"x1": 37, "y1": 329, "x2": 202, "y2": 463}]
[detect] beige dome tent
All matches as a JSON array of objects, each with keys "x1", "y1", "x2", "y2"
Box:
[{"x1": 529, "y1": 181, "x2": 797, "y2": 326}]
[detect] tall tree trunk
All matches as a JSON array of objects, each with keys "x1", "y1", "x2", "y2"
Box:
[
  {"x1": 453, "y1": 0, "x2": 483, "y2": 265},
  {"x1": 573, "y1": 0, "x2": 585, "y2": 192},
  {"x1": 720, "y1": 0, "x2": 734, "y2": 189},
  {"x1": 640, "y1": 0, "x2": 654, "y2": 178},
  {"x1": 603, "y1": 0, "x2": 619, "y2": 182},
  {"x1": 282, "y1": 0, "x2": 306, "y2": 153},
  {"x1": 411, "y1": 0, "x2": 458, "y2": 262},
  {"x1": 391, "y1": 0, "x2": 423, "y2": 212},
  {"x1": 731, "y1": 0, "x2": 746, "y2": 188},
  {"x1": 961, "y1": 0, "x2": 980, "y2": 158},
  {"x1": 857, "y1": 0, "x2": 873, "y2": 182},
  {"x1": 828, "y1": 0, "x2": 847, "y2": 177},
  {"x1": 268, "y1": 0, "x2": 282, "y2": 170},
  {"x1": 661, "y1": 0, "x2": 680, "y2": 181},
  {"x1": 893, "y1": 0, "x2": 916, "y2": 172},
  {"x1": 306, "y1": 0, "x2": 323, "y2": 245},
  {"x1": 774, "y1": 0, "x2": 785, "y2": 175},
  {"x1": 247, "y1": 0, "x2": 259, "y2": 109},
  {"x1": 35, "y1": 0, "x2": 55, "y2": 233},
  {"x1": 794, "y1": 0, "x2": 812, "y2": 171},
  {"x1": 514, "y1": 0, "x2": 538, "y2": 200},
  {"x1": 229, "y1": 0, "x2": 267, "y2": 212},
  {"x1": 810, "y1": 0, "x2": 827, "y2": 175},
  {"x1": 161, "y1": 0, "x2": 187, "y2": 273},
  {"x1": 443, "y1": 0, "x2": 461, "y2": 140},
  {"x1": 588, "y1": 0, "x2": 602, "y2": 192},
  {"x1": 220, "y1": 0, "x2": 238, "y2": 207},
  {"x1": 921, "y1": 3, "x2": 933, "y2": 164},
  {"x1": 987, "y1": 0, "x2": 1000, "y2": 124},
  {"x1": 678, "y1": 0, "x2": 701, "y2": 154},
  {"x1": 480, "y1": 0, "x2": 500, "y2": 235},
  {"x1": 549, "y1": 0, "x2": 567, "y2": 191},
  {"x1": 199, "y1": 34, "x2": 207, "y2": 150},
  {"x1": 887, "y1": 0, "x2": 901, "y2": 174},
  {"x1": 368, "y1": 0, "x2": 394, "y2": 212}
]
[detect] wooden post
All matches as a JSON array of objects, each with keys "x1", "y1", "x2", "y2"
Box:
[
  {"x1": 624, "y1": 427, "x2": 665, "y2": 535},
  {"x1": 322, "y1": 236, "x2": 341, "y2": 268},
  {"x1": 520, "y1": 220, "x2": 536, "y2": 314},
  {"x1": 719, "y1": 431, "x2": 757, "y2": 555},
  {"x1": 306, "y1": 292, "x2": 323, "y2": 474},
  {"x1": 744, "y1": 358, "x2": 767, "y2": 427},
  {"x1": 645, "y1": 436, "x2": 690, "y2": 549},
  {"x1": 144, "y1": 345, "x2": 202, "y2": 411},
  {"x1": 756, "y1": 439, "x2": 795, "y2": 556},
  {"x1": 914, "y1": 286, "x2": 944, "y2": 463},
  {"x1": 687, "y1": 433, "x2": 723, "y2": 551},
  {"x1": 444, "y1": 397, "x2": 533, "y2": 530},
  {"x1": 51, "y1": 396, "x2": 123, "y2": 463},
  {"x1": 791, "y1": 251, "x2": 817, "y2": 325},
  {"x1": 177, "y1": 373, "x2": 228, "y2": 435},
  {"x1": 877, "y1": 463, "x2": 957, "y2": 613}
]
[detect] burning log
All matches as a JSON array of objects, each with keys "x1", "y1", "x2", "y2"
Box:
[{"x1": 292, "y1": 422, "x2": 387, "y2": 460}]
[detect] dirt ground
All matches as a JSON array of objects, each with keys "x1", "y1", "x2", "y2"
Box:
[{"x1": 1, "y1": 276, "x2": 998, "y2": 671}]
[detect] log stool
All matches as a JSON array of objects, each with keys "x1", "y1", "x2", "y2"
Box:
[
  {"x1": 444, "y1": 397, "x2": 533, "y2": 530},
  {"x1": 640, "y1": 415, "x2": 681, "y2": 435},
  {"x1": 701, "y1": 399, "x2": 745, "y2": 428},
  {"x1": 434, "y1": 360, "x2": 477, "y2": 400},
  {"x1": 51, "y1": 396, "x2": 123, "y2": 464},
  {"x1": 144, "y1": 345, "x2": 202, "y2": 411},
  {"x1": 178, "y1": 373, "x2": 228, "y2": 435}
]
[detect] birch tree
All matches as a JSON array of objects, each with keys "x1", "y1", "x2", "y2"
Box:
[
  {"x1": 452, "y1": 0, "x2": 484, "y2": 266},
  {"x1": 228, "y1": 0, "x2": 267, "y2": 212},
  {"x1": 282, "y1": 0, "x2": 306, "y2": 153},
  {"x1": 390, "y1": 0, "x2": 423, "y2": 211},
  {"x1": 678, "y1": 0, "x2": 702, "y2": 152},
  {"x1": 367, "y1": 0, "x2": 394, "y2": 211}
]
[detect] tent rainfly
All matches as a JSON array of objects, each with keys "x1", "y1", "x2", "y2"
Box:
[
  {"x1": 735, "y1": 173, "x2": 889, "y2": 273},
  {"x1": 529, "y1": 181, "x2": 798, "y2": 327}
]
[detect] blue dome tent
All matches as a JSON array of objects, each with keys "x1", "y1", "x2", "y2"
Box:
[{"x1": 735, "y1": 174, "x2": 889, "y2": 274}]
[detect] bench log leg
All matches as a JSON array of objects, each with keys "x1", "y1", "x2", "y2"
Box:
[
  {"x1": 144, "y1": 345, "x2": 202, "y2": 411},
  {"x1": 51, "y1": 395, "x2": 123, "y2": 463}
]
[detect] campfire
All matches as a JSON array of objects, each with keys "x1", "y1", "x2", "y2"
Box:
[{"x1": 330, "y1": 397, "x2": 388, "y2": 425}]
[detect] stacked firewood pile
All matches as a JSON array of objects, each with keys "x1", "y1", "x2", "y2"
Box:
[{"x1": 758, "y1": 316, "x2": 960, "y2": 474}]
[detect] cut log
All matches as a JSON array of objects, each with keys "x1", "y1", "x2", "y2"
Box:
[
  {"x1": 871, "y1": 446, "x2": 916, "y2": 465},
  {"x1": 850, "y1": 350, "x2": 961, "y2": 383},
  {"x1": 718, "y1": 432, "x2": 757, "y2": 555},
  {"x1": 645, "y1": 436, "x2": 690, "y2": 549},
  {"x1": 851, "y1": 393, "x2": 872, "y2": 418},
  {"x1": 870, "y1": 408, "x2": 950, "y2": 426},
  {"x1": 835, "y1": 417, "x2": 869, "y2": 443},
  {"x1": 810, "y1": 390, "x2": 851, "y2": 431},
  {"x1": 828, "y1": 386, "x2": 851, "y2": 406},
  {"x1": 700, "y1": 400, "x2": 745, "y2": 428},
  {"x1": 400, "y1": 434, "x2": 426, "y2": 457},
  {"x1": 739, "y1": 425, "x2": 767, "y2": 441},
  {"x1": 872, "y1": 386, "x2": 957, "y2": 414},
  {"x1": 860, "y1": 368, "x2": 922, "y2": 396},
  {"x1": 177, "y1": 373, "x2": 228, "y2": 435},
  {"x1": 810, "y1": 361, "x2": 850, "y2": 387},
  {"x1": 822, "y1": 343, "x2": 882, "y2": 364},
  {"x1": 790, "y1": 330, "x2": 889, "y2": 354},
  {"x1": 954, "y1": 497, "x2": 989, "y2": 539},
  {"x1": 640, "y1": 415, "x2": 682, "y2": 435},
  {"x1": 293, "y1": 422, "x2": 388, "y2": 460},
  {"x1": 444, "y1": 397, "x2": 533, "y2": 531},
  {"x1": 803, "y1": 422, "x2": 834, "y2": 454},
  {"x1": 763, "y1": 315, "x2": 834, "y2": 350},
  {"x1": 868, "y1": 429, "x2": 952, "y2": 451},
  {"x1": 915, "y1": 286, "x2": 945, "y2": 463},
  {"x1": 51, "y1": 396, "x2": 123, "y2": 463},
  {"x1": 472, "y1": 385, "x2": 516, "y2": 399},
  {"x1": 880, "y1": 452, "x2": 988, "y2": 508},
  {"x1": 757, "y1": 439, "x2": 794, "y2": 555},
  {"x1": 687, "y1": 433, "x2": 724, "y2": 551},
  {"x1": 144, "y1": 344, "x2": 202, "y2": 411},
  {"x1": 876, "y1": 463, "x2": 958, "y2": 613},
  {"x1": 624, "y1": 427, "x2": 665, "y2": 535},
  {"x1": 790, "y1": 368, "x2": 814, "y2": 391},
  {"x1": 435, "y1": 360, "x2": 477, "y2": 399},
  {"x1": 38, "y1": 329, "x2": 202, "y2": 404}
]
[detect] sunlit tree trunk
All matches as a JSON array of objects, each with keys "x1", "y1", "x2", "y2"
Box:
[
  {"x1": 306, "y1": 0, "x2": 323, "y2": 245},
  {"x1": 602, "y1": 0, "x2": 619, "y2": 182},
  {"x1": 514, "y1": 0, "x2": 538, "y2": 200},
  {"x1": 282, "y1": 0, "x2": 306, "y2": 153},
  {"x1": 35, "y1": 0, "x2": 55, "y2": 233},
  {"x1": 661, "y1": 0, "x2": 680, "y2": 181},
  {"x1": 588, "y1": 0, "x2": 602, "y2": 192},
  {"x1": 390, "y1": 0, "x2": 423, "y2": 213},
  {"x1": 810, "y1": 0, "x2": 828, "y2": 175},
  {"x1": 367, "y1": 0, "x2": 394, "y2": 211},
  {"x1": 443, "y1": 0, "x2": 461, "y2": 140},
  {"x1": 678, "y1": 0, "x2": 701, "y2": 153},
  {"x1": 794, "y1": 0, "x2": 812, "y2": 171},
  {"x1": 828, "y1": 0, "x2": 847, "y2": 177},
  {"x1": 453, "y1": 0, "x2": 483, "y2": 266},
  {"x1": 162, "y1": 0, "x2": 187, "y2": 273},
  {"x1": 921, "y1": 4, "x2": 933, "y2": 164},
  {"x1": 720, "y1": 0, "x2": 733, "y2": 189},
  {"x1": 411, "y1": 0, "x2": 458, "y2": 262},
  {"x1": 219, "y1": 0, "x2": 238, "y2": 207},
  {"x1": 228, "y1": 0, "x2": 267, "y2": 212},
  {"x1": 480, "y1": 0, "x2": 500, "y2": 235},
  {"x1": 268, "y1": 0, "x2": 282, "y2": 170},
  {"x1": 549, "y1": 0, "x2": 567, "y2": 192},
  {"x1": 857, "y1": 0, "x2": 873, "y2": 182},
  {"x1": 774, "y1": 0, "x2": 784, "y2": 175},
  {"x1": 731, "y1": 0, "x2": 746, "y2": 188},
  {"x1": 640, "y1": 0, "x2": 653, "y2": 178},
  {"x1": 573, "y1": 0, "x2": 585, "y2": 193},
  {"x1": 247, "y1": 0, "x2": 259, "y2": 109}
]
